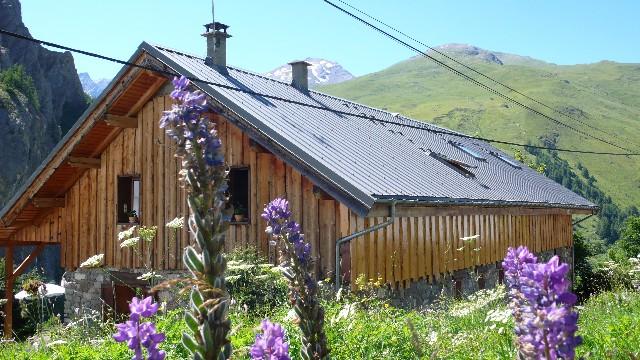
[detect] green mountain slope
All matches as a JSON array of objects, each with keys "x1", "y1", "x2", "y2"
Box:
[
  {"x1": 320, "y1": 44, "x2": 640, "y2": 211},
  {"x1": 319, "y1": 44, "x2": 640, "y2": 241}
]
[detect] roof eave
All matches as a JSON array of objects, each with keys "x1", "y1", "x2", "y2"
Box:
[
  {"x1": 372, "y1": 195, "x2": 599, "y2": 214},
  {"x1": 0, "y1": 46, "x2": 149, "y2": 225}
]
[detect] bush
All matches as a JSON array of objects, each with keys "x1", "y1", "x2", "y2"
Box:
[{"x1": 225, "y1": 248, "x2": 288, "y2": 314}]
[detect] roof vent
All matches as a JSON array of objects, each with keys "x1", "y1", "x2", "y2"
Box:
[
  {"x1": 203, "y1": 22, "x2": 231, "y2": 69},
  {"x1": 289, "y1": 60, "x2": 311, "y2": 91}
]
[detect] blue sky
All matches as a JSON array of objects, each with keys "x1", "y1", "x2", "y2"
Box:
[{"x1": 21, "y1": 0, "x2": 640, "y2": 80}]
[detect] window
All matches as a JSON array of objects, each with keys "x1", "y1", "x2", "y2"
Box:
[
  {"x1": 117, "y1": 176, "x2": 140, "y2": 224},
  {"x1": 228, "y1": 168, "x2": 249, "y2": 223},
  {"x1": 449, "y1": 141, "x2": 486, "y2": 161},
  {"x1": 429, "y1": 152, "x2": 476, "y2": 178},
  {"x1": 491, "y1": 151, "x2": 522, "y2": 169}
]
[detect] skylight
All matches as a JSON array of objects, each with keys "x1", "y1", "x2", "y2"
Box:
[
  {"x1": 429, "y1": 152, "x2": 476, "y2": 178},
  {"x1": 491, "y1": 152, "x2": 522, "y2": 169},
  {"x1": 449, "y1": 141, "x2": 486, "y2": 161}
]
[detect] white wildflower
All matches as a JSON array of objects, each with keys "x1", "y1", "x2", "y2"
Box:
[
  {"x1": 428, "y1": 331, "x2": 438, "y2": 345},
  {"x1": 137, "y1": 271, "x2": 162, "y2": 281},
  {"x1": 120, "y1": 237, "x2": 140, "y2": 248},
  {"x1": 460, "y1": 234, "x2": 480, "y2": 242},
  {"x1": 79, "y1": 254, "x2": 104, "y2": 268},
  {"x1": 118, "y1": 226, "x2": 137, "y2": 241},
  {"x1": 46, "y1": 340, "x2": 67, "y2": 347},
  {"x1": 165, "y1": 216, "x2": 184, "y2": 229}
]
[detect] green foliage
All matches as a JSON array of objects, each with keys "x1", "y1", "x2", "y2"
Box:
[
  {"x1": 620, "y1": 216, "x2": 640, "y2": 258},
  {"x1": 0, "y1": 64, "x2": 39, "y2": 110},
  {"x1": 225, "y1": 248, "x2": 288, "y2": 314},
  {"x1": 578, "y1": 291, "x2": 640, "y2": 359}
]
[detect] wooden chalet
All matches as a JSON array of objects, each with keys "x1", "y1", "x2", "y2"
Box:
[{"x1": 0, "y1": 23, "x2": 597, "y2": 335}]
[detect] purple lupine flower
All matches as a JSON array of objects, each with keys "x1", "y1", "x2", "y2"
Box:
[
  {"x1": 113, "y1": 296, "x2": 166, "y2": 360},
  {"x1": 250, "y1": 319, "x2": 290, "y2": 360},
  {"x1": 503, "y1": 247, "x2": 581, "y2": 359},
  {"x1": 262, "y1": 198, "x2": 311, "y2": 264}
]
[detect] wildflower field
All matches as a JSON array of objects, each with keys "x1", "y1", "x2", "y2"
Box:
[{"x1": 1, "y1": 287, "x2": 639, "y2": 359}]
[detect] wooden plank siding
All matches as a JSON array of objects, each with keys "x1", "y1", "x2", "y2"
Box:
[
  {"x1": 7, "y1": 95, "x2": 575, "y2": 289},
  {"x1": 346, "y1": 211, "x2": 573, "y2": 288}
]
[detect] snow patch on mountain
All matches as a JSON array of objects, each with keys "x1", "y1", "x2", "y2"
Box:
[
  {"x1": 264, "y1": 58, "x2": 354, "y2": 87},
  {"x1": 78, "y1": 72, "x2": 110, "y2": 98}
]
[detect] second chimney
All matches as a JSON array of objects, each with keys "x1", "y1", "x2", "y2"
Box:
[
  {"x1": 289, "y1": 60, "x2": 311, "y2": 91},
  {"x1": 203, "y1": 22, "x2": 231, "y2": 68}
]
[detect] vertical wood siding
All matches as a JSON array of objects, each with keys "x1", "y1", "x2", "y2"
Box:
[{"x1": 346, "y1": 212, "x2": 573, "y2": 288}]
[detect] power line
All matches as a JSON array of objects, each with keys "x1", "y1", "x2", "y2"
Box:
[
  {"x1": 0, "y1": 27, "x2": 639, "y2": 157},
  {"x1": 323, "y1": 0, "x2": 637, "y2": 153},
  {"x1": 332, "y1": 0, "x2": 640, "y2": 150}
]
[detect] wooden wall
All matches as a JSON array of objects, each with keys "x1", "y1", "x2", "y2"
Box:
[
  {"x1": 345, "y1": 212, "x2": 573, "y2": 288},
  {"x1": 27, "y1": 95, "x2": 347, "y2": 276},
  {"x1": 9, "y1": 95, "x2": 575, "y2": 288},
  {"x1": 10, "y1": 208, "x2": 65, "y2": 244}
]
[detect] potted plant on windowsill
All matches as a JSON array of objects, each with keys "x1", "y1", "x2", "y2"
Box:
[
  {"x1": 127, "y1": 210, "x2": 138, "y2": 224},
  {"x1": 233, "y1": 204, "x2": 246, "y2": 222}
]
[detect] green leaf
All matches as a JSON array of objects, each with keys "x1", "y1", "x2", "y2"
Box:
[
  {"x1": 184, "y1": 311, "x2": 200, "y2": 334},
  {"x1": 182, "y1": 332, "x2": 204, "y2": 356}
]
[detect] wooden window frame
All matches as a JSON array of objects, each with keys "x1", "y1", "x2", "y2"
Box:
[
  {"x1": 116, "y1": 175, "x2": 141, "y2": 225},
  {"x1": 228, "y1": 166, "x2": 250, "y2": 225}
]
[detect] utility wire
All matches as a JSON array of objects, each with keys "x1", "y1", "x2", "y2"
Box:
[
  {"x1": 332, "y1": 0, "x2": 640, "y2": 150},
  {"x1": 323, "y1": 0, "x2": 636, "y2": 153},
  {"x1": 1, "y1": 27, "x2": 639, "y2": 157}
]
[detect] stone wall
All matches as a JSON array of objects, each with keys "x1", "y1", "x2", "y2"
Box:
[
  {"x1": 385, "y1": 246, "x2": 573, "y2": 308},
  {"x1": 61, "y1": 268, "x2": 188, "y2": 322}
]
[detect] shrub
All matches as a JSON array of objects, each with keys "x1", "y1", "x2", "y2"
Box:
[{"x1": 225, "y1": 248, "x2": 288, "y2": 314}]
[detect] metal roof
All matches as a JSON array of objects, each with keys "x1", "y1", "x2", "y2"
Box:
[{"x1": 143, "y1": 42, "x2": 597, "y2": 215}]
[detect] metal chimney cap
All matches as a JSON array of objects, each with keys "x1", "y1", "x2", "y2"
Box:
[
  {"x1": 288, "y1": 60, "x2": 312, "y2": 67},
  {"x1": 204, "y1": 22, "x2": 230, "y2": 33}
]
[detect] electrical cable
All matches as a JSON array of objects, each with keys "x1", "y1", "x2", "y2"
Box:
[
  {"x1": 331, "y1": 0, "x2": 640, "y2": 150},
  {"x1": 323, "y1": 0, "x2": 636, "y2": 153},
  {"x1": 1, "y1": 27, "x2": 639, "y2": 156}
]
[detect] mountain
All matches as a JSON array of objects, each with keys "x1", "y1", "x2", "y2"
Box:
[
  {"x1": 320, "y1": 44, "x2": 640, "y2": 241},
  {"x1": 79, "y1": 72, "x2": 109, "y2": 98},
  {"x1": 264, "y1": 58, "x2": 354, "y2": 87},
  {"x1": 0, "y1": 0, "x2": 89, "y2": 205}
]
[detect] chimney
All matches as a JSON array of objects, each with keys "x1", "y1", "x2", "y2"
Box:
[
  {"x1": 203, "y1": 22, "x2": 231, "y2": 68},
  {"x1": 288, "y1": 60, "x2": 311, "y2": 91}
]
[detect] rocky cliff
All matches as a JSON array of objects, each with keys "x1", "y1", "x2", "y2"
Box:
[{"x1": 0, "y1": 0, "x2": 88, "y2": 206}]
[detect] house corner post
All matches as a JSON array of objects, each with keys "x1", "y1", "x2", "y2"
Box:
[{"x1": 3, "y1": 245, "x2": 13, "y2": 339}]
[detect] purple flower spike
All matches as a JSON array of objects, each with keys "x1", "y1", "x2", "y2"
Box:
[
  {"x1": 503, "y1": 246, "x2": 582, "y2": 359},
  {"x1": 262, "y1": 198, "x2": 310, "y2": 265},
  {"x1": 129, "y1": 296, "x2": 159, "y2": 321},
  {"x1": 114, "y1": 296, "x2": 166, "y2": 360},
  {"x1": 250, "y1": 319, "x2": 290, "y2": 360}
]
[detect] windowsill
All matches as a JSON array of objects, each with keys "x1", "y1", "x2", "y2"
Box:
[{"x1": 230, "y1": 221, "x2": 250, "y2": 225}]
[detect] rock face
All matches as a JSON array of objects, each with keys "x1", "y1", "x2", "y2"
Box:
[
  {"x1": 0, "y1": 0, "x2": 88, "y2": 205},
  {"x1": 79, "y1": 72, "x2": 109, "y2": 98},
  {"x1": 264, "y1": 58, "x2": 354, "y2": 87}
]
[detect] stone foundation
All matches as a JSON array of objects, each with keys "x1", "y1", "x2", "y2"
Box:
[
  {"x1": 385, "y1": 246, "x2": 573, "y2": 308},
  {"x1": 61, "y1": 268, "x2": 188, "y2": 322}
]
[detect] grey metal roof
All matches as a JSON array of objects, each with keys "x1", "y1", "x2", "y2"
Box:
[{"x1": 144, "y1": 42, "x2": 597, "y2": 215}]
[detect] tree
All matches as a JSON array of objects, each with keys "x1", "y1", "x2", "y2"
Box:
[{"x1": 620, "y1": 216, "x2": 640, "y2": 258}]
